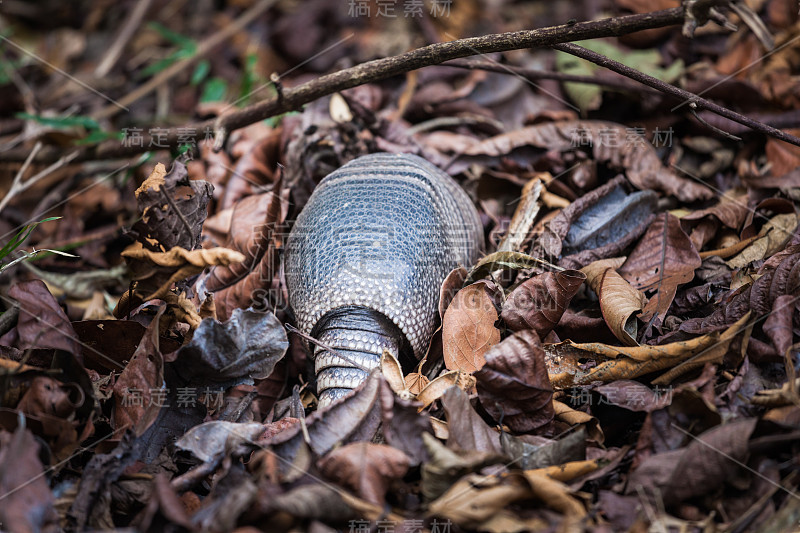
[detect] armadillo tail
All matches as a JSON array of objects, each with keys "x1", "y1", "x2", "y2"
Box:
[{"x1": 312, "y1": 306, "x2": 408, "y2": 407}]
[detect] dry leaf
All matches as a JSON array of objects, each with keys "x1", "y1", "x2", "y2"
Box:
[
  {"x1": 546, "y1": 313, "x2": 750, "y2": 388},
  {"x1": 462, "y1": 121, "x2": 713, "y2": 201},
  {"x1": 581, "y1": 257, "x2": 644, "y2": 345},
  {"x1": 475, "y1": 330, "x2": 555, "y2": 434},
  {"x1": 501, "y1": 270, "x2": 586, "y2": 338},
  {"x1": 318, "y1": 442, "x2": 409, "y2": 506},
  {"x1": 122, "y1": 244, "x2": 245, "y2": 302},
  {"x1": 598, "y1": 268, "x2": 646, "y2": 346},
  {"x1": 131, "y1": 161, "x2": 213, "y2": 252},
  {"x1": 442, "y1": 282, "x2": 501, "y2": 372},
  {"x1": 619, "y1": 213, "x2": 701, "y2": 324}
]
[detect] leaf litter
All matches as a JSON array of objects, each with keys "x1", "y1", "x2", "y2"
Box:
[{"x1": 1, "y1": 1, "x2": 800, "y2": 531}]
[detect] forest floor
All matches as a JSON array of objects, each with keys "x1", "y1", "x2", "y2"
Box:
[{"x1": 0, "y1": 0, "x2": 800, "y2": 531}]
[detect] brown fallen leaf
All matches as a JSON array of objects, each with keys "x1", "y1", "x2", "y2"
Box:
[
  {"x1": 581, "y1": 261, "x2": 646, "y2": 346},
  {"x1": 726, "y1": 213, "x2": 798, "y2": 268},
  {"x1": 525, "y1": 458, "x2": 601, "y2": 482},
  {"x1": 381, "y1": 348, "x2": 474, "y2": 409},
  {"x1": 763, "y1": 294, "x2": 796, "y2": 356},
  {"x1": 17, "y1": 376, "x2": 80, "y2": 418},
  {"x1": 619, "y1": 212, "x2": 701, "y2": 324},
  {"x1": 442, "y1": 386, "x2": 506, "y2": 455},
  {"x1": 416, "y1": 371, "x2": 475, "y2": 411},
  {"x1": 475, "y1": 330, "x2": 555, "y2": 434},
  {"x1": 552, "y1": 400, "x2": 604, "y2": 443},
  {"x1": 120, "y1": 243, "x2": 245, "y2": 307},
  {"x1": 199, "y1": 178, "x2": 288, "y2": 321},
  {"x1": 112, "y1": 307, "x2": 165, "y2": 434},
  {"x1": 698, "y1": 234, "x2": 760, "y2": 259},
  {"x1": 442, "y1": 281, "x2": 501, "y2": 373},
  {"x1": 427, "y1": 472, "x2": 532, "y2": 528},
  {"x1": 500, "y1": 270, "x2": 586, "y2": 338},
  {"x1": 131, "y1": 161, "x2": 213, "y2": 253},
  {"x1": 0, "y1": 279, "x2": 82, "y2": 359},
  {"x1": 201, "y1": 184, "x2": 283, "y2": 291},
  {"x1": 521, "y1": 469, "x2": 587, "y2": 517},
  {"x1": 465, "y1": 250, "x2": 560, "y2": 285},
  {"x1": 627, "y1": 418, "x2": 758, "y2": 508},
  {"x1": 461, "y1": 121, "x2": 713, "y2": 201},
  {"x1": 318, "y1": 442, "x2": 410, "y2": 506},
  {"x1": 546, "y1": 313, "x2": 750, "y2": 388},
  {"x1": 0, "y1": 426, "x2": 59, "y2": 532},
  {"x1": 652, "y1": 312, "x2": 751, "y2": 384}
]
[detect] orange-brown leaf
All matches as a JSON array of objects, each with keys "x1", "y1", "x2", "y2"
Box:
[{"x1": 442, "y1": 282, "x2": 501, "y2": 372}]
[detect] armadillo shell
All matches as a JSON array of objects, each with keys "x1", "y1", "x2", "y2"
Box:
[{"x1": 286, "y1": 152, "x2": 482, "y2": 357}]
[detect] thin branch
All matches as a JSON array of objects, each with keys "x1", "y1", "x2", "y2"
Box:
[
  {"x1": 7, "y1": 1, "x2": 732, "y2": 163},
  {"x1": 94, "y1": 0, "x2": 155, "y2": 78},
  {"x1": 551, "y1": 42, "x2": 800, "y2": 146},
  {"x1": 442, "y1": 58, "x2": 663, "y2": 95}
]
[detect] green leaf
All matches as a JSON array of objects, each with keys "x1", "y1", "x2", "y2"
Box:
[
  {"x1": 191, "y1": 59, "x2": 210, "y2": 86},
  {"x1": 16, "y1": 112, "x2": 100, "y2": 131},
  {"x1": 74, "y1": 130, "x2": 126, "y2": 146},
  {"x1": 147, "y1": 22, "x2": 197, "y2": 51},
  {"x1": 0, "y1": 217, "x2": 61, "y2": 263},
  {"x1": 201, "y1": 77, "x2": 228, "y2": 102}
]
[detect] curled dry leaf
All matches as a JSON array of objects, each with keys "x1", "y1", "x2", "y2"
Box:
[
  {"x1": 121, "y1": 244, "x2": 245, "y2": 303},
  {"x1": 465, "y1": 250, "x2": 559, "y2": 285},
  {"x1": 442, "y1": 281, "x2": 501, "y2": 372},
  {"x1": 552, "y1": 401, "x2": 604, "y2": 444},
  {"x1": 475, "y1": 330, "x2": 554, "y2": 434},
  {"x1": 381, "y1": 349, "x2": 407, "y2": 395},
  {"x1": 727, "y1": 213, "x2": 798, "y2": 268},
  {"x1": 131, "y1": 161, "x2": 213, "y2": 252},
  {"x1": 582, "y1": 259, "x2": 646, "y2": 346},
  {"x1": 461, "y1": 121, "x2": 713, "y2": 201},
  {"x1": 427, "y1": 473, "x2": 533, "y2": 528},
  {"x1": 531, "y1": 176, "x2": 656, "y2": 266},
  {"x1": 416, "y1": 370, "x2": 475, "y2": 411},
  {"x1": 652, "y1": 312, "x2": 751, "y2": 384},
  {"x1": 501, "y1": 270, "x2": 586, "y2": 338},
  {"x1": 318, "y1": 442, "x2": 410, "y2": 506},
  {"x1": 201, "y1": 185, "x2": 283, "y2": 292},
  {"x1": 199, "y1": 177, "x2": 288, "y2": 321},
  {"x1": 546, "y1": 313, "x2": 750, "y2": 388},
  {"x1": 17, "y1": 376, "x2": 81, "y2": 418},
  {"x1": 382, "y1": 347, "x2": 475, "y2": 409}
]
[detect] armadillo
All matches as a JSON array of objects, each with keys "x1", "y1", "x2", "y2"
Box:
[{"x1": 285, "y1": 152, "x2": 482, "y2": 406}]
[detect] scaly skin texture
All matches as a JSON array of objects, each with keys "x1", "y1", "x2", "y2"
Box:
[{"x1": 285, "y1": 152, "x2": 482, "y2": 406}]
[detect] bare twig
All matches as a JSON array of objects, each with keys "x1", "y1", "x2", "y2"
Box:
[
  {"x1": 94, "y1": 0, "x2": 155, "y2": 78},
  {"x1": 442, "y1": 57, "x2": 663, "y2": 95},
  {"x1": 0, "y1": 145, "x2": 79, "y2": 214},
  {"x1": 8, "y1": 1, "x2": 741, "y2": 163},
  {"x1": 551, "y1": 42, "x2": 800, "y2": 146}
]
